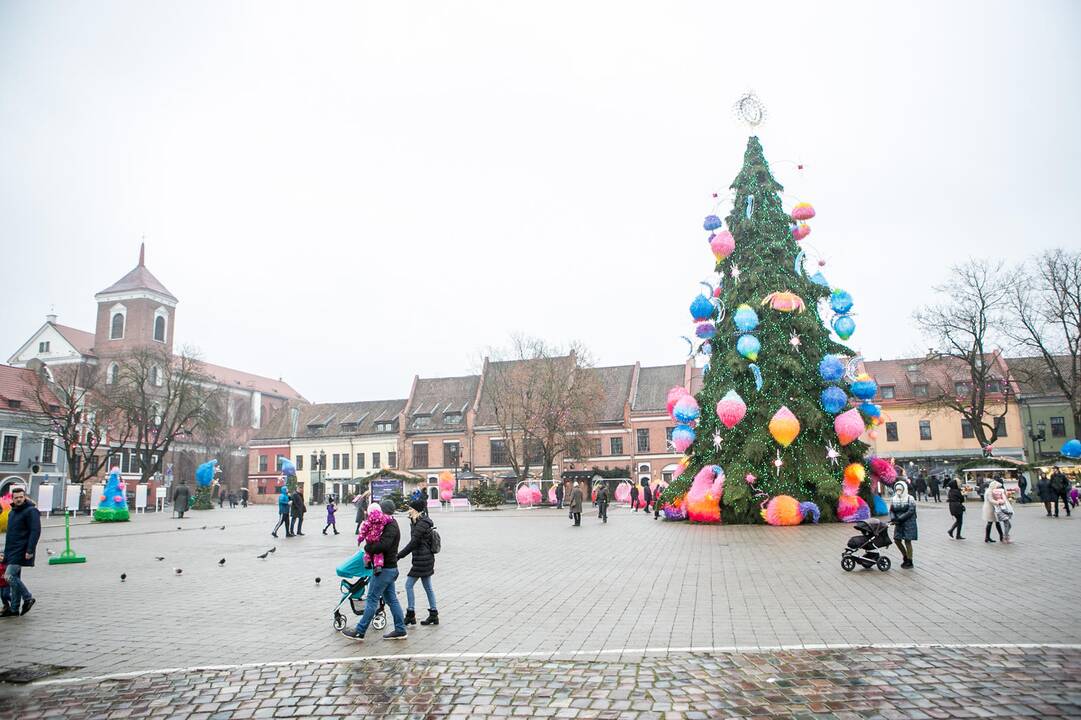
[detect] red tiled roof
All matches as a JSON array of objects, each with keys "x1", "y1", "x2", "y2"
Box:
[
  {"x1": 201, "y1": 361, "x2": 305, "y2": 401},
  {"x1": 96, "y1": 264, "x2": 177, "y2": 301},
  {"x1": 0, "y1": 364, "x2": 59, "y2": 410},
  {"x1": 864, "y1": 354, "x2": 1014, "y2": 403},
  {"x1": 52, "y1": 323, "x2": 96, "y2": 355}
]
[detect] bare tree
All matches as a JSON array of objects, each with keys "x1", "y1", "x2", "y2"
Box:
[
  {"x1": 1007, "y1": 249, "x2": 1081, "y2": 430},
  {"x1": 111, "y1": 345, "x2": 221, "y2": 484},
  {"x1": 914, "y1": 260, "x2": 1014, "y2": 448}
]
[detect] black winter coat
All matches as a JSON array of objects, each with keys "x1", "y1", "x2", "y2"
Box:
[
  {"x1": 947, "y1": 486, "x2": 965, "y2": 516},
  {"x1": 291, "y1": 491, "x2": 306, "y2": 515},
  {"x1": 365, "y1": 517, "x2": 400, "y2": 569},
  {"x1": 398, "y1": 515, "x2": 435, "y2": 578},
  {"x1": 3, "y1": 500, "x2": 42, "y2": 567}
]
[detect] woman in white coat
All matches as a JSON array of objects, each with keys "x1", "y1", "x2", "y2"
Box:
[{"x1": 983, "y1": 480, "x2": 1013, "y2": 543}]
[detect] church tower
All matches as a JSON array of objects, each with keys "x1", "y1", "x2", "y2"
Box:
[{"x1": 93, "y1": 244, "x2": 178, "y2": 359}]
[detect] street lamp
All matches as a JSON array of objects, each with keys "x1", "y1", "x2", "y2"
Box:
[
  {"x1": 1027, "y1": 422, "x2": 1046, "y2": 462},
  {"x1": 451, "y1": 443, "x2": 461, "y2": 495}
]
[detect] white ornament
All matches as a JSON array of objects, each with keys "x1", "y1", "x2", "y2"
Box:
[
  {"x1": 773, "y1": 450, "x2": 784, "y2": 477},
  {"x1": 825, "y1": 442, "x2": 841, "y2": 466},
  {"x1": 713, "y1": 432, "x2": 723, "y2": 450},
  {"x1": 730, "y1": 263, "x2": 741, "y2": 283},
  {"x1": 789, "y1": 331, "x2": 801, "y2": 350}
]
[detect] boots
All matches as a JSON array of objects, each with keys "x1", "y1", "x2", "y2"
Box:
[
  {"x1": 420, "y1": 609, "x2": 439, "y2": 626},
  {"x1": 404, "y1": 609, "x2": 416, "y2": 626}
]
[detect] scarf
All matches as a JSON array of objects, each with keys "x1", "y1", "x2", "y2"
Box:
[{"x1": 892, "y1": 480, "x2": 911, "y2": 507}]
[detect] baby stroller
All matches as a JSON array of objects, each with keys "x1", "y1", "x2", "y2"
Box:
[
  {"x1": 332, "y1": 549, "x2": 387, "y2": 631},
  {"x1": 841, "y1": 519, "x2": 892, "y2": 572}
]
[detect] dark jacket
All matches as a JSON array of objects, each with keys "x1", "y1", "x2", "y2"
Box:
[
  {"x1": 596, "y1": 486, "x2": 609, "y2": 506},
  {"x1": 569, "y1": 487, "x2": 583, "y2": 513},
  {"x1": 3, "y1": 500, "x2": 42, "y2": 567},
  {"x1": 365, "y1": 517, "x2": 401, "y2": 569},
  {"x1": 1050, "y1": 471, "x2": 1069, "y2": 495},
  {"x1": 928, "y1": 477, "x2": 940, "y2": 492},
  {"x1": 398, "y1": 515, "x2": 435, "y2": 578},
  {"x1": 890, "y1": 497, "x2": 918, "y2": 541},
  {"x1": 630, "y1": 486, "x2": 639, "y2": 502},
  {"x1": 947, "y1": 484, "x2": 965, "y2": 515},
  {"x1": 172, "y1": 484, "x2": 191, "y2": 509},
  {"x1": 291, "y1": 491, "x2": 305, "y2": 516},
  {"x1": 1037, "y1": 477, "x2": 1055, "y2": 502},
  {"x1": 642, "y1": 485, "x2": 653, "y2": 503},
  {"x1": 912, "y1": 477, "x2": 927, "y2": 493}
]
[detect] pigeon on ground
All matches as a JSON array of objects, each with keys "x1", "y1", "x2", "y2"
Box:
[
  {"x1": 121, "y1": 573, "x2": 127, "y2": 582},
  {"x1": 175, "y1": 568, "x2": 183, "y2": 575},
  {"x1": 218, "y1": 558, "x2": 226, "y2": 566},
  {"x1": 315, "y1": 577, "x2": 321, "y2": 584},
  {"x1": 155, "y1": 557, "x2": 165, "y2": 561},
  {"x1": 177, "y1": 527, "x2": 182, "y2": 530},
  {"x1": 268, "y1": 547, "x2": 276, "y2": 554},
  {"x1": 201, "y1": 526, "x2": 207, "y2": 530},
  {"x1": 220, "y1": 526, "x2": 226, "y2": 530},
  {"x1": 257, "y1": 551, "x2": 270, "y2": 560}
]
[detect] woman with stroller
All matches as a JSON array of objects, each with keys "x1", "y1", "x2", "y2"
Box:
[
  {"x1": 946, "y1": 477, "x2": 966, "y2": 540},
  {"x1": 398, "y1": 498, "x2": 438, "y2": 627},
  {"x1": 983, "y1": 480, "x2": 1012, "y2": 543},
  {"x1": 889, "y1": 480, "x2": 918, "y2": 569}
]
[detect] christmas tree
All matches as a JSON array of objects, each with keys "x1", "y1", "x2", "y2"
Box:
[
  {"x1": 94, "y1": 467, "x2": 130, "y2": 522},
  {"x1": 660, "y1": 135, "x2": 882, "y2": 525},
  {"x1": 192, "y1": 459, "x2": 218, "y2": 510}
]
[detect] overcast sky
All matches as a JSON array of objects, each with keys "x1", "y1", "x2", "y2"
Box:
[{"x1": 2, "y1": 1, "x2": 1079, "y2": 403}]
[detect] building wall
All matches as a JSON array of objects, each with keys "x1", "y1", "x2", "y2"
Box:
[
  {"x1": 1018, "y1": 397, "x2": 1076, "y2": 464},
  {"x1": 0, "y1": 409, "x2": 67, "y2": 509},
  {"x1": 247, "y1": 443, "x2": 290, "y2": 504},
  {"x1": 291, "y1": 435, "x2": 400, "y2": 503},
  {"x1": 8, "y1": 324, "x2": 86, "y2": 366},
  {"x1": 94, "y1": 295, "x2": 175, "y2": 357},
  {"x1": 867, "y1": 401, "x2": 1025, "y2": 461}
]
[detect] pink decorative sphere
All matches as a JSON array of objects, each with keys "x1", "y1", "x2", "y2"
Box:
[
  {"x1": 835, "y1": 408, "x2": 865, "y2": 446},
  {"x1": 792, "y1": 222, "x2": 811, "y2": 240},
  {"x1": 715, "y1": 390, "x2": 746, "y2": 429},
  {"x1": 710, "y1": 231, "x2": 735, "y2": 260},
  {"x1": 113, "y1": 495, "x2": 124, "y2": 503}
]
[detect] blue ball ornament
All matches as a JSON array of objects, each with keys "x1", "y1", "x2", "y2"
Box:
[
  {"x1": 830, "y1": 289, "x2": 854, "y2": 315},
  {"x1": 736, "y1": 334, "x2": 760, "y2": 361},
  {"x1": 1061, "y1": 438, "x2": 1081, "y2": 459},
  {"x1": 818, "y1": 355, "x2": 845, "y2": 382},
  {"x1": 810, "y1": 271, "x2": 830, "y2": 287},
  {"x1": 833, "y1": 314, "x2": 856, "y2": 340},
  {"x1": 733, "y1": 304, "x2": 759, "y2": 332},
  {"x1": 851, "y1": 376, "x2": 878, "y2": 400},
  {"x1": 703, "y1": 215, "x2": 722, "y2": 231},
  {"x1": 700, "y1": 341, "x2": 712, "y2": 356},
  {"x1": 858, "y1": 401, "x2": 881, "y2": 418},
  {"x1": 695, "y1": 322, "x2": 717, "y2": 340},
  {"x1": 672, "y1": 424, "x2": 696, "y2": 449},
  {"x1": 820, "y1": 385, "x2": 848, "y2": 414},
  {"x1": 690, "y1": 294, "x2": 714, "y2": 322}
]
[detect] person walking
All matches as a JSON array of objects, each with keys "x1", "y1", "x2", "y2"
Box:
[
  {"x1": 595, "y1": 483, "x2": 609, "y2": 523},
  {"x1": 290, "y1": 488, "x2": 306, "y2": 535},
  {"x1": 0, "y1": 486, "x2": 41, "y2": 617},
  {"x1": 341, "y1": 499, "x2": 407, "y2": 641},
  {"x1": 353, "y1": 489, "x2": 371, "y2": 534},
  {"x1": 630, "y1": 483, "x2": 640, "y2": 512},
  {"x1": 912, "y1": 475, "x2": 928, "y2": 502},
  {"x1": 987, "y1": 480, "x2": 1014, "y2": 543},
  {"x1": 171, "y1": 480, "x2": 191, "y2": 519},
  {"x1": 1037, "y1": 473, "x2": 1054, "y2": 516},
  {"x1": 569, "y1": 482, "x2": 583, "y2": 527},
  {"x1": 1050, "y1": 466, "x2": 1071, "y2": 517},
  {"x1": 555, "y1": 482, "x2": 564, "y2": 509},
  {"x1": 946, "y1": 478, "x2": 966, "y2": 540},
  {"x1": 217, "y1": 483, "x2": 225, "y2": 508},
  {"x1": 982, "y1": 480, "x2": 1006, "y2": 542},
  {"x1": 323, "y1": 496, "x2": 340, "y2": 535},
  {"x1": 641, "y1": 480, "x2": 653, "y2": 514},
  {"x1": 240, "y1": 486, "x2": 249, "y2": 507},
  {"x1": 398, "y1": 498, "x2": 438, "y2": 627},
  {"x1": 1017, "y1": 472, "x2": 1030, "y2": 504},
  {"x1": 928, "y1": 475, "x2": 941, "y2": 503},
  {"x1": 272, "y1": 486, "x2": 292, "y2": 537},
  {"x1": 889, "y1": 480, "x2": 918, "y2": 569}
]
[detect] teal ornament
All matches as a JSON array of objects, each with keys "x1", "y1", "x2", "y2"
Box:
[
  {"x1": 702, "y1": 362, "x2": 710, "y2": 375},
  {"x1": 690, "y1": 294, "x2": 714, "y2": 322},
  {"x1": 749, "y1": 363, "x2": 763, "y2": 391},
  {"x1": 820, "y1": 386, "x2": 847, "y2": 414},
  {"x1": 703, "y1": 215, "x2": 722, "y2": 231},
  {"x1": 695, "y1": 322, "x2": 717, "y2": 339},
  {"x1": 818, "y1": 355, "x2": 845, "y2": 382},
  {"x1": 733, "y1": 304, "x2": 759, "y2": 332},
  {"x1": 810, "y1": 271, "x2": 830, "y2": 287},
  {"x1": 1060, "y1": 438, "x2": 1081, "y2": 459},
  {"x1": 700, "y1": 341, "x2": 712, "y2": 356},
  {"x1": 830, "y1": 289, "x2": 854, "y2": 314},
  {"x1": 833, "y1": 314, "x2": 856, "y2": 340},
  {"x1": 858, "y1": 401, "x2": 881, "y2": 419},
  {"x1": 736, "y1": 334, "x2": 760, "y2": 361},
  {"x1": 851, "y1": 376, "x2": 878, "y2": 400},
  {"x1": 745, "y1": 195, "x2": 754, "y2": 218}
]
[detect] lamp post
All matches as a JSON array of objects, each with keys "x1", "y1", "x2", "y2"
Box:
[
  {"x1": 1027, "y1": 422, "x2": 1046, "y2": 463},
  {"x1": 451, "y1": 443, "x2": 462, "y2": 494}
]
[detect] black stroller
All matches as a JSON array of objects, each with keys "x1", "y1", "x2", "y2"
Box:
[{"x1": 841, "y1": 519, "x2": 892, "y2": 572}]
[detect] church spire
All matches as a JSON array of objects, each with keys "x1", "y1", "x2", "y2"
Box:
[{"x1": 139, "y1": 241, "x2": 145, "y2": 267}]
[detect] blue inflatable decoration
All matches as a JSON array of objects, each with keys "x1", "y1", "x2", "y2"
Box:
[
  {"x1": 702, "y1": 362, "x2": 709, "y2": 375},
  {"x1": 830, "y1": 289, "x2": 854, "y2": 315},
  {"x1": 736, "y1": 334, "x2": 760, "y2": 361},
  {"x1": 818, "y1": 355, "x2": 845, "y2": 382},
  {"x1": 820, "y1": 385, "x2": 848, "y2": 414},
  {"x1": 858, "y1": 401, "x2": 881, "y2": 419},
  {"x1": 872, "y1": 494, "x2": 889, "y2": 516},
  {"x1": 850, "y1": 376, "x2": 878, "y2": 400},
  {"x1": 703, "y1": 215, "x2": 722, "y2": 232},
  {"x1": 833, "y1": 314, "x2": 856, "y2": 340},
  {"x1": 695, "y1": 322, "x2": 717, "y2": 339},
  {"x1": 1061, "y1": 438, "x2": 1081, "y2": 459},
  {"x1": 733, "y1": 304, "x2": 759, "y2": 332},
  {"x1": 810, "y1": 270, "x2": 830, "y2": 287},
  {"x1": 195, "y1": 459, "x2": 218, "y2": 487},
  {"x1": 280, "y1": 457, "x2": 297, "y2": 477},
  {"x1": 690, "y1": 294, "x2": 714, "y2": 322},
  {"x1": 700, "y1": 341, "x2": 712, "y2": 356},
  {"x1": 749, "y1": 363, "x2": 763, "y2": 391}
]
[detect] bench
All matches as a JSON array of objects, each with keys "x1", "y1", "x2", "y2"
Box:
[
  {"x1": 449, "y1": 498, "x2": 472, "y2": 512},
  {"x1": 426, "y1": 499, "x2": 443, "y2": 512}
]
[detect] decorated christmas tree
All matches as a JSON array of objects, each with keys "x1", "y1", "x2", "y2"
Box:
[
  {"x1": 660, "y1": 131, "x2": 886, "y2": 525},
  {"x1": 94, "y1": 467, "x2": 130, "y2": 522},
  {"x1": 192, "y1": 459, "x2": 218, "y2": 510}
]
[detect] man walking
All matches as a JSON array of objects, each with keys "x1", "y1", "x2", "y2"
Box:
[
  {"x1": 172, "y1": 480, "x2": 191, "y2": 519},
  {"x1": 630, "y1": 482, "x2": 640, "y2": 512},
  {"x1": 596, "y1": 483, "x2": 609, "y2": 523},
  {"x1": 1, "y1": 487, "x2": 41, "y2": 617},
  {"x1": 1017, "y1": 472, "x2": 1030, "y2": 504},
  {"x1": 1050, "y1": 466, "x2": 1071, "y2": 517},
  {"x1": 290, "y1": 488, "x2": 307, "y2": 535},
  {"x1": 555, "y1": 482, "x2": 564, "y2": 510},
  {"x1": 341, "y1": 499, "x2": 407, "y2": 641},
  {"x1": 569, "y1": 482, "x2": 583, "y2": 526},
  {"x1": 912, "y1": 474, "x2": 928, "y2": 502},
  {"x1": 928, "y1": 475, "x2": 941, "y2": 503}
]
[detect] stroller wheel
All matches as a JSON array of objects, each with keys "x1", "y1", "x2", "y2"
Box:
[
  {"x1": 333, "y1": 612, "x2": 346, "y2": 631},
  {"x1": 372, "y1": 609, "x2": 388, "y2": 630},
  {"x1": 876, "y1": 556, "x2": 891, "y2": 572},
  {"x1": 841, "y1": 556, "x2": 856, "y2": 572}
]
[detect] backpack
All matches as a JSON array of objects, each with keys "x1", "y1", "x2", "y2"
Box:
[{"x1": 428, "y1": 525, "x2": 442, "y2": 554}]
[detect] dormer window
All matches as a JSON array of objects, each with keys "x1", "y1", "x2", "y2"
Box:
[
  {"x1": 8, "y1": 400, "x2": 21, "y2": 410},
  {"x1": 411, "y1": 415, "x2": 431, "y2": 429},
  {"x1": 443, "y1": 412, "x2": 463, "y2": 425},
  {"x1": 375, "y1": 421, "x2": 394, "y2": 432}
]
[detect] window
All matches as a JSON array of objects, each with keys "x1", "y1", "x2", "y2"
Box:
[
  {"x1": 356, "y1": 453, "x2": 365, "y2": 469},
  {"x1": 490, "y1": 439, "x2": 509, "y2": 466},
  {"x1": 526, "y1": 439, "x2": 543, "y2": 464},
  {"x1": 2, "y1": 435, "x2": 17, "y2": 463},
  {"x1": 276, "y1": 456, "x2": 284, "y2": 471},
  {"x1": 954, "y1": 381, "x2": 969, "y2": 396},
  {"x1": 591, "y1": 438, "x2": 602, "y2": 457},
  {"x1": 411, "y1": 415, "x2": 431, "y2": 429},
  {"x1": 38, "y1": 341, "x2": 50, "y2": 353},
  {"x1": 444, "y1": 442, "x2": 460, "y2": 468},
  {"x1": 919, "y1": 420, "x2": 932, "y2": 440},
  {"x1": 7, "y1": 400, "x2": 20, "y2": 410},
  {"x1": 444, "y1": 412, "x2": 462, "y2": 425},
  {"x1": 665, "y1": 426, "x2": 675, "y2": 444},
  {"x1": 912, "y1": 383, "x2": 928, "y2": 398},
  {"x1": 961, "y1": 420, "x2": 974, "y2": 439},
  {"x1": 296, "y1": 455, "x2": 304, "y2": 471},
  {"x1": 372, "y1": 452, "x2": 381, "y2": 468},
  {"x1": 110, "y1": 312, "x2": 125, "y2": 339},
  {"x1": 1051, "y1": 417, "x2": 1066, "y2": 438},
  {"x1": 412, "y1": 443, "x2": 428, "y2": 468},
  {"x1": 154, "y1": 315, "x2": 166, "y2": 342},
  {"x1": 150, "y1": 365, "x2": 162, "y2": 387},
  {"x1": 258, "y1": 455, "x2": 268, "y2": 472},
  {"x1": 375, "y1": 421, "x2": 394, "y2": 432},
  {"x1": 41, "y1": 438, "x2": 54, "y2": 464},
  {"x1": 342, "y1": 453, "x2": 350, "y2": 470},
  {"x1": 332, "y1": 453, "x2": 340, "y2": 470},
  {"x1": 388, "y1": 451, "x2": 397, "y2": 468},
  {"x1": 610, "y1": 437, "x2": 624, "y2": 455},
  {"x1": 885, "y1": 422, "x2": 898, "y2": 442},
  {"x1": 108, "y1": 363, "x2": 119, "y2": 384},
  {"x1": 310, "y1": 454, "x2": 318, "y2": 472},
  {"x1": 637, "y1": 429, "x2": 650, "y2": 453},
  {"x1": 880, "y1": 386, "x2": 895, "y2": 400},
  {"x1": 993, "y1": 416, "x2": 1007, "y2": 437},
  {"x1": 987, "y1": 379, "x2": 1002, "y2": 394}
]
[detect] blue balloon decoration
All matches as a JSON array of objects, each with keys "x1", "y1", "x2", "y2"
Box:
[
  {"x1": 280, "y1": 457, "x2": 296, "y2": 477},
  {"x1": 830, "y1": 289, "x2": 854, "y2": 314},
  {"x1": 810, "y1": 271, "x2": 830, "y2": 287},
  {"x1": 858, "y1": 401, "x2": 881, "y2": 418},
  {"x1": 820, "y1": 385, "x2": 848, "y2": 414},
  {"x1": 700, "y1": 341, "x2": 712, "y2": 356},
  {"x1": 818, "y1": 355, "x2": 845, "y2": 382},
  {"x1": 195, "y1": 459, "x2": 218, "y2": 487},
  {"x1": 673, "y1": 403, "x2": 700, "y2": 424},
  {"x1": 833, "y1": 314, "x2": 856, "y2": 340},
  {"x1": 695, "y1": 322, "x2": 717, "y2": 339},
  {"x1": 749, "y1": 363, "x2": 763, "y2": 391},
  {"x1": 703, "y1": 215, "x2": 722, "y2": 231},
  {"x1": 1062, "y1": 438, "x2": 1081, "y2": 459},
  {"x1": 851, "y1": 376, "x2": 878, "y2": 400},
  {"x1": 690, "y1": 294, "x2": 714, "y2": 322},
  {"x1": 736, "y1": 334, "x2": 760, "y2": 361},
  {"x1": 733, "y1": 304, "x2": 759, "y2": 332},
  {"x1": 672, "y1": 424, "x2": 696, "y2": 448}
]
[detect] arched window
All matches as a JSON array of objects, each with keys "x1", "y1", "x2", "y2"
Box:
[
  {"x1": 151, "y1": 365, "x2": 162, "y2": 387},
  {"x1": 110, "y1": 313, "x2": 125, "y2": 339},
  {"x1": 108, "y1": 363, "x2": 119, "y2": 384},
  {"x1": 154, "y1": 315, "x2": 166, "y2": 342}
]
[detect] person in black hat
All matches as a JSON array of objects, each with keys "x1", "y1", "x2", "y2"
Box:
[{"x1": 398, "y1": 498, "x2": 439, "y2": 627}]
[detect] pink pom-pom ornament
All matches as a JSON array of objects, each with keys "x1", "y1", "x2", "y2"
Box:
[
  {"x1": 837, "y1": 494, "x2": 870, "y2": 522},
  {"x1": 790, "y1": 202, "x2": 815, "y2": 221},
  {"x1": 834, "y1": 408, "x2": 865, "y2": 446},
  {"x1": 715, "y1": 390, "x2": 747, "y2": 430},
  {"x1": 614, "y1": 482, "x2": 632, "y2": 503},
  {"x1": 515, "y1": 485, "x2": 535, "y2": 506},
  {"x1": 666, "y1": 387, "x2": 689, "y2": 417},
  {"x1": 113, "y1": 495, "x2": 124, "y2": 503},
  {"x1": 686, "y1": 465, "x2": 724, "y2": 523},
  {"x1": 792, "y1": 222, "x2": 811, "y2": 240},
  {"x1": 710, "y1": 230, "x2": 735, "y2": 261}
]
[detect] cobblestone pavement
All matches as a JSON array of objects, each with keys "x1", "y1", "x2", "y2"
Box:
[
  {"x1": 3, "y1": 645, "x2": 1079, "y2": 719},
  {"x1": 0, "y1": 500, "x2": 1079, "y2": 707}
]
